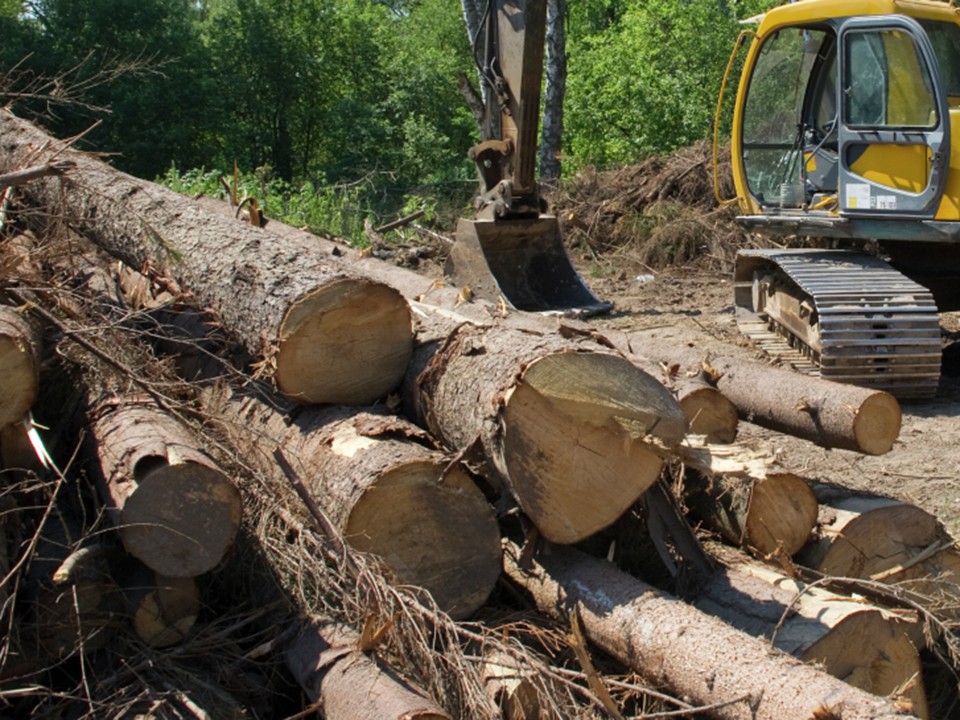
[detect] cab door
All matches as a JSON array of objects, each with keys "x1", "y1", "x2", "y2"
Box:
[{"x1": 837, "y1": 16, "x2": 949, "y2": 216}]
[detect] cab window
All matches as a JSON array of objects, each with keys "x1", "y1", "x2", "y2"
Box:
[{"x1": 844, "y1": 29, "x2": 936, "y2": 128}]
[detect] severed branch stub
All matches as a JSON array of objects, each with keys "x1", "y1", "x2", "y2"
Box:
[{"x1": 0, "y1": 161, "x2": 76, "y2": 190}]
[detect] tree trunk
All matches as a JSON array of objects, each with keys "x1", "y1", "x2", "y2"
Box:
[
  {"x1": 503, "y1": 541, "x2": 922, "y2": 720},
  {"x1": 679, "y1": 438, "x2": 818, "y2": 557},
  {"x1": 286, "y1": 616, "x2": 450, "y2": 720},
  {"x1": 633, "y1": 339, "x2": 901, "y2": 455},
  {"x1": 0, "y1": 303, "x2": 40, "y2": 429},
  {"x1": 540, "y1": 0, "x2": 566, "y2": 180},
  {"x1": 0, "y1": 108, "x2": 413, "y2": 406},
  {"x1": 89, "y1": 399, "x2": 242, "y2": 578},
  {"x1": 695, "y1": 555, "x2": 928, "y2": 719},
  {"x1": 798, "y1": 492, "x2": 960, "y2": 586},
  {"x1": 406, "y1": 318, "x2": 687, "y2": 544},
  {"x1": 206, "y1": 390, "x2": 501, "y2": 620}
]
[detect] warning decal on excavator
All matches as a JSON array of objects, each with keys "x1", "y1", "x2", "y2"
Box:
[{"x1": 846, "y1": 183, "x2": 871, "y2": 209}]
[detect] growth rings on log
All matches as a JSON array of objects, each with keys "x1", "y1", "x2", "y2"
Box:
[
  {"x1": 90, "y1": 402, "x2": 242, "y2": 578},
  {"x1": 409, "y1": 323, "x2": 688, "y2": 544}
]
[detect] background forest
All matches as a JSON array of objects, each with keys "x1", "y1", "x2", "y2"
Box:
[{"x1": 0, "y1": 0, "x2": 777, "y2": 240}]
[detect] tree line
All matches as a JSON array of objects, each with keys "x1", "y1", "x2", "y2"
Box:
[{"x1": 0, "y1": 0, "x2": 776, "y2": 232}]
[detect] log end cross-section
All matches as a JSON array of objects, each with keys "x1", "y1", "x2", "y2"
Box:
[
  {"x1": 0, "y1": 304, "x2": 40, "y2": 429},
  {"x1": 344, "y1": 460, "x2": 501, "y2": 621},
  {"x1": 501, "y1": 351, "x2": 687, "y2": 544},
  {"x1": 275, "y1": 279, "x2": 412, "y2": 405}
]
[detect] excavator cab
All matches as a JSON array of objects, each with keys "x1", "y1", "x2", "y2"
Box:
[
  {"x1": 717, "y1": 0, "x2": 960, "y2": 397},
  {"x1": 445, "y1": 0, "x2": 609, "y2": 316}
]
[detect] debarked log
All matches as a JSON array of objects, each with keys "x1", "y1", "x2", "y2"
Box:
[
  {"x1": 0, "y1": 303, "x2": 41, "y2": 429},
  {"x1": 406, "y1": 318, "x2": 687, "y2": 544},
  {"x1": 89, "y1": 400, "x2": 242, "y2": 578},
  {"x1": 679, "y1": 437, "x2": 818, "y2": 557},
  {"x1": 627, "y1": 338, "x2": 902, "y2": 455},
  {"x1": 503, "y1": 541, "x2": 921, "y2": 720},
  {"x1": 207, "y1": 390, "x2": 501, "y2": 620},
  {"x1": 0, "y1": 108, "x2": 413, "y2": 406},
  {"x1": 285, "y1": 615, "x2": 450, "y2": 720}
]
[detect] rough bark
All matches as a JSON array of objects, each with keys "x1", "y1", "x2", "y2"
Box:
[
  {"x1": 632, "y1": 339, "x2": 902, "y2": 455},
  {"x1": 286, "y1": 616, "x2": 450, "y2": 720},
  {"x1": 798, "y1": 492, "x2": 960, "y2": 585},
  {"x1": 0, "y1": 303, "x2": 40, "y2": 429},
  {"x1": 0, "y1": 108, "x2": 413, "y2": 406},
  {"x1": 679, "y1": 438, "x2": 818, "y2": 557},
  {"x1": 695, "y1": 556, "x2": 928, "y2": 718},
  {"x1": 208, "y1": 390, "x2": 501, "y2": 620},
  {"x1": 89, "y1": 400, "x2": 241, "y2": 578},
  {"x1": 503, "y1": 541, "x2": 921, "y2": 720},
  {"x1": 406, "y1": 317, "x2": 687, "y2": 544}
]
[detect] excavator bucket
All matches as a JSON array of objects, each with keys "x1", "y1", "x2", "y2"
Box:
[{"x1": 446, "y1": 215, "x2": 610, "y2": 317}]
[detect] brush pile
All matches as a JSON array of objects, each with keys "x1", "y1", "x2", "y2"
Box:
[{"x1": 1, "y1": 108, "x2": 959, "y2": 720}]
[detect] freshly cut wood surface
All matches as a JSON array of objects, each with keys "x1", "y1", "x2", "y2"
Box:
[
  {"x1": 680, "y1": 438, "x2": 818, "y2": 556},
  {"x1": 408, "y1": 320, "x2": 687, "y2": 544},
  {"x1": 0, "y1": 304, "x2": 40, "y2": 429},
  {"x1": 800, "y1": 493, "x2": 960, "y2": 584},
  {"x1": 696, "y1": 557, "x2": 928, "y2": 718},
  {"x1": 285, "y1": 616, "x2": 450, "y2": 720},
  {"x1": 0, "y1": 108, "x2": 413, "y2": 406},
  {"x1": 504, "y1": 541, "x2": 921, "y2": 720},
  {"x1": 626, "y1": 338, "x2": 902, "y2": 455},
  {"x1": 674, "y1": 378, "x2": 738, "y2": 443},
  {"x1": 209, "y1": 391, "x2": 501, "y2": 620},
  {"x1": 127, "y1": 572, "x2": 200, "y2": 648},
  {"x1": 90, "y1": 401, "x2": 241, "y2": 578}
]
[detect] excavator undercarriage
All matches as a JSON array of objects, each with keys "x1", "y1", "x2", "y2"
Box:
[{"x1": 734, "y1": 249, "x2": 942, "y2": 398}]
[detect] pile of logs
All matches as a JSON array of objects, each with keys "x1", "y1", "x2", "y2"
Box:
[{"x1": 1, "y1": 107, "x2": 957, "y2": 719}]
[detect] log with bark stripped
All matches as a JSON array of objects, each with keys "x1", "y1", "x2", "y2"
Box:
[
  {"x1": 621, "y1": 337, "x2": 902, "y2": 455},
  {"x1": 0, "y1": 109, "x2": 413, "y2": 405},
  {"x1": 695, "y1": 554, "x2": 928, "y2": 718},
  {"x1": 206, "y1": 390, "x2": 501, "y2": 620},
  {"x1": 504, "y1": 541, "x2": 921, "y2": 720},
  {"x1": 405, "y1": 315, "x2": 687, "y2": 544},
  {"x1": 0, "y1": 304, "x2": 40, "y2": 430},
  {"x1": 90, "y1": 400, "x2": 241, "y2": 578},
  {"x1": 679, "y1": 437, "x2": 818, "y2": 557},
  {"x1": 285, "y1": 615, "x2": 450, "y2": 720}
]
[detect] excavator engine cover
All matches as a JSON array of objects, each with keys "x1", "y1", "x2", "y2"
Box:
[{"x1": 447, "y1": 215, "x2": 610, "y2": 316}]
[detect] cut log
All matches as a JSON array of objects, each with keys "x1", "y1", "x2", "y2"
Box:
[
  {"x1": 0, "y1": 304, "x2": 40, "y2": 429},
  {"x1": 799, "y1": 493, "x2": 960, "y2": 585},
  {"x1": 90, "y1": 400, "x2": 241, "y2": 578},
  {"x1": 127, "y1": 571, "x2": 200, "y2": 648},
  {"x1": 207, "y1": 390, "x2": 501, "y2": 620},
  {"x1": 285, "y1": 615, "x2": 450, "y2": 720},
  {"x1": 0, "y1": 109, "x2": 413, "y2": 405},
  {"x1": 482, "y1": 650, "x2": 541, "y2": 720},
  {"x1": 679, "y1": 438, "x2": 818, "y2": 557},
  {"x1": 673, "y1": 376, "x2": 738, "y2": 443},
  {"x1": 695, "y1": 556, "x2": 928, "y2": 718},
  {"x1": 406, "y1": 318, "x2": 687, "y2": 544},
  {"x1": 622, "y1": 338, "x2": 902, "y2": 455},
  {"x1": 503, "y1": 541, "x2": 922, "y2": 720}
]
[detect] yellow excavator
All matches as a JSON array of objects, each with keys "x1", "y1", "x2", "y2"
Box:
[
  {"x1": 446, "y1": 0, "x2": 610, "y2": 317},
  {"x1": 718, "y1": 0, "x2": 960, "y2": 397}
]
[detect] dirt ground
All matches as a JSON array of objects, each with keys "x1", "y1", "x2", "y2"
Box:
[{"x1": 580, "y1": 262, "x2": 960, "y2": 538}]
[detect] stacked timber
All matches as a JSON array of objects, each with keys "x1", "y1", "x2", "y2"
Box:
[
  {"x1": 206, "y1": 389, "x2": 502, "y2": 620},
  {"x1": 0, "y1": 108, "x2": 414, "y2": 406}
]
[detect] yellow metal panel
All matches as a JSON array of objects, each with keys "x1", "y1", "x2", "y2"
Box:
[
  {"x1": 849, "y1": 143, "x2": 929, "y2": 191},
  {"x1": 936, "y1": 107, "x2": 960, "y2": 219}
]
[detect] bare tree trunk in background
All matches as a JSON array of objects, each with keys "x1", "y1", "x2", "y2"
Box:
[{"x1": 540, "y1": 0, "x2": 566, "y2": 180}]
